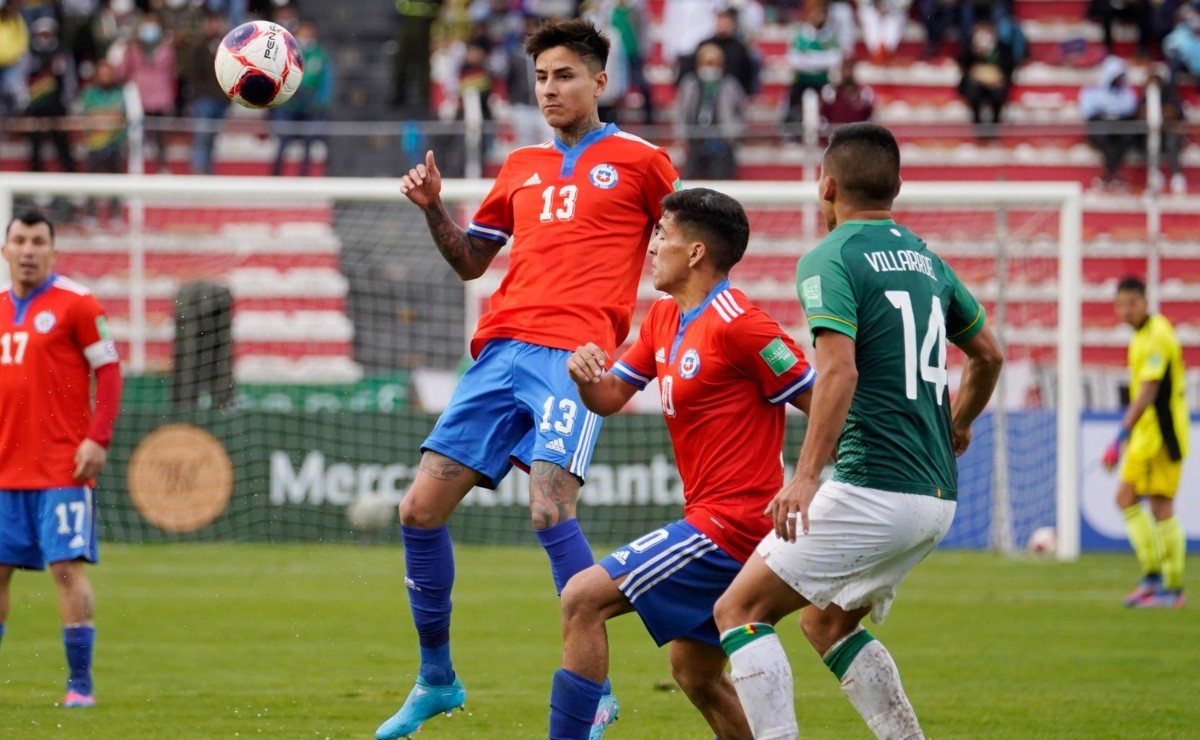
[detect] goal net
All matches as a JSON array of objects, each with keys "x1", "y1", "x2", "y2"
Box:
[{"x1": 0, "y1": 175, "x2": 1082, "y2": 559}]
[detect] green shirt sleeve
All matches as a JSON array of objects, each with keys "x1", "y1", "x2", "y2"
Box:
[
  {"x1": 797, "y1": 242, "x2": 858, "y2": 340},
  {"x1": 943, "y1": 261, "x2": 986, "y2": 345}
]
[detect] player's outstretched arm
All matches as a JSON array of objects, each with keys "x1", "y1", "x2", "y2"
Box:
[
  {"x1": 400, "y1": 150, "x2": 504, "y2": 280},
  {"x1": 567, "y1": 342, "x2": 637, "y2": 416},
  {"x1": 950, "y1": 324, "x2": 1004, "y2": 456},
  {"x1": 771, "y1": 330, "x2": 857, "y2": 540}
]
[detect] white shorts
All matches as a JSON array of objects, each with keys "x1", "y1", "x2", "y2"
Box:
[{"x1": 757, "y1": 481, "x2": 956, "y2": 625}]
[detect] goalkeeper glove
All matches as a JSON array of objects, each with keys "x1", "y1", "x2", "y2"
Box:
[{"x1": 1102, "y1": 427, "x2": 1129, "y2": 472}]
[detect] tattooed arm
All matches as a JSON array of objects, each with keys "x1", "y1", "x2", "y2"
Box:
[
  {"x1": 421, "y1": 199, "x2": 506, "y2": 280},
  {"x1": 400, "y1": 149, "x2": 505, "y2": 280}
]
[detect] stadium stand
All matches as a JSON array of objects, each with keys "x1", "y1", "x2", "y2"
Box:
[{"x1": 1, "y1": 0, "x2": 1198, "y2": 391}]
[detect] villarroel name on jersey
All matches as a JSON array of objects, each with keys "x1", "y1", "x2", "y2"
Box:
[{"x1": 864, "y1": 250, "x2": 937, "y2": 280}]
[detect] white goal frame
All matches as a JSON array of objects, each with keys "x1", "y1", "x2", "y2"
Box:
[{"x1": 0, "y1": 174, "x2": 1083, "y2": 559}]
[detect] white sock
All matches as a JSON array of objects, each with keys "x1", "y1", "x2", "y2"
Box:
[
  {"x1": 726, "y1": 632, "x2": 798, "y2": 740},
  {"x1": 838, "y1": 639, "x2": 923, "y2": 740}
]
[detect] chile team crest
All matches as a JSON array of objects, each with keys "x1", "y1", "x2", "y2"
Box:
[
  {"x1": 589, "y1": 163, "x2": 618, "y2": 189},
  {"x1": 33, "y1": 310, "x2": 56, "y2": 333},
  {"x1": 679, "y1": 348, "x2": 701, "y2": 379}
]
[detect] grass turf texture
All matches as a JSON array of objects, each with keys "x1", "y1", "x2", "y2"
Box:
[{"x1": 0, "y1": 544, "x2": 1196, "y2": 738}]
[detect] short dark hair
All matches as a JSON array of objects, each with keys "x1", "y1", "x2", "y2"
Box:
[
  {"x1": 661, "y1": 188, "x2": 749, "y2": 274},
  {"x1": 823, "y1": 122, "x2": 901, "y2": 207},
  {"x1": 1117, "y1": 276, "x2": 1146, "y2": 296},
  {"x1": 524, "y1": 18, "x2": 610, "y2": 71},
  {"x1": 7, "y1": 210, "x2": 55, "y2": 243}
]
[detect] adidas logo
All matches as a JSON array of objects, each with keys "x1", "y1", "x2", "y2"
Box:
[
  {"x1": 545, "y1": 438, "x2": 566, "y2": 454},
  {"x1": 612, "y1": 550, "x2": 630, "y2": 565},
  {"x1": 655, "y1": 347, "x2": 666, "y2": 363},
  {"x1": 523, "y1": 173, "x2": 542, "y2": 187}
]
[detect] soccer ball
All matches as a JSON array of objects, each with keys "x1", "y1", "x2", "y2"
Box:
[
  {"x1": 214, "y1": 20, "x2": 304, "y2": 109},
  {"x1": 1026, "y1": 526, "x2": 1058, "y2": 557},
  {"x1": 345, "y1": 494, "x2": 397, "y2": 531}
]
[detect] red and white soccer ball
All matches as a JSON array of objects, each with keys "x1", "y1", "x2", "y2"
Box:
[
  {"x1": 214, "y1": 21, "x2": 304, "y2": 109},
  {"x1": 1026, "y1": 526, "x2": 1058, "y2": 557}
]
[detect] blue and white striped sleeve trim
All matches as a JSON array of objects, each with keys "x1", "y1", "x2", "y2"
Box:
[
  {"x1": 467, "y1": 221, "x2": 511, "y2": 243},
  {"x1": 611, "y1": 361, "x2": 652, "y2": 390},
  {"x1": 768, "y1": 366, "x2": 816, "y2": 406}
]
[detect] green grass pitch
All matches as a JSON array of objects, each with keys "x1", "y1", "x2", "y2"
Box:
[{"x1": 0, "y1": 544, "x2": 1196, "y2": 738}]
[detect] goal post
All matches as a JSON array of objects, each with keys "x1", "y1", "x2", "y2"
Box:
[{"x1": 0, "y1": 174, "x2": 1082, "y2": 559}]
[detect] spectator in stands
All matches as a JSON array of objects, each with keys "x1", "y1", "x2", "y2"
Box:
[
  {"x1": 59, "y1": 0, "x2": 101, "y2": 83},
  {"x1": 917, "y1": 0, "x2": 959, "y2": 59},
  {"x1": 1143, "y1": 72, "x2": 1188, "y2": 195},
  {"x1": 89, "y1": 0, "x2": 138, "y2": 65},
  {"x1": 79, "y1": 58, "x2": 125, "y2": 222},
  {"x1": 679, "y1": 7, "x2": 761, "y2": 97},
  {"x1": 824, "y1": 0, "x2": 858, "y2": 54},
  {"x1": 956, "y1": 18, "x2": 1018, "y2": 140},
  {"x1": 675, "y1": 41, "x2": 745, "y2": 179},
  {"x1": 116, "y1": 11, "x2": 176, "y2": 173},
  {"x1": 784, "y1": 1, "x2": 843, "y2": 132},
  {"x1": 1164, "y1": 4, "x2": 1200, "y2": 87},
  {"x1": 857, "y1": 0, "x2": 911, "y2": 65},
  {"x1": 25, "y1": 17, "x2": 77, "y2": 174},
  {"x1": 820, "y1": 57, "x2": 874, "y2": 134},
  {"x1": 608, "y1": 0, "x2": 655, "y2": 123},
  {"x1": 661, "y1": 0, "x2": 723, "y2": 76},
  {"x1": 1080, "y1": 56, "x2": 1142, "y2": 192},
  {"x1": 0, "y1": 1, "x2": 30, "y2": 117},
  {"x1": 207, "y1": 0, "x2": 248, "y2": 30},
  {"x1": 271, "y1": 19, "x2": 333, "y2": 177},
  {"x1": 393, "y1": 0, "x2": 442, "y2": 118},
  {"x1": 1087, "y1": 0, "x2": 1151, "y2": 57},
  {"x1": 181, "y1": 11, "x2": 229, "y2": 175}
]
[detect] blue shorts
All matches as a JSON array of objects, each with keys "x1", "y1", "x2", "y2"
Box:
[
  {"x1": 0, "y1": 487, "x2": 99, "y2": 569},
  {"x1": 600, "y1": 520, "x2": 742, "y2": 648},
  {"x1": 422, "y1": 339, "x2": 603, "y2": 488}
]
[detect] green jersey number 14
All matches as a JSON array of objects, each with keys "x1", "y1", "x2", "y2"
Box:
[{"x1": 885, "y1": 290, "x2": 947, "y2": 405}]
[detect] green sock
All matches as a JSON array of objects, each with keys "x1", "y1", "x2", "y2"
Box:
[
  {"x1": 1123, "y1": 505, "x2": 1162, "y2": 576},
  {"x1": 1156, "y1": 516, "x2": 1186, "y2": 591},
  {"x1": 719, "y1": 623, "x2": 775, "y2": 656}
]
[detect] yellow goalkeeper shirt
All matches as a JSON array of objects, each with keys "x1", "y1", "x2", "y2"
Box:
[{"x1": 1127, "y1": 313, "x2": 1189, "y2": 461}]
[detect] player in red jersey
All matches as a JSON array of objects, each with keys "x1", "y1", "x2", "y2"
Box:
[
  {"x1": 0, "y1": 211, "x2": 122, "y2": 707},
  {"x1": 376, "y1": 18, "x2": 680, "y2": 740},
  {"x1": 549, "y1": 188, "x2": 815, "y2": 740}
]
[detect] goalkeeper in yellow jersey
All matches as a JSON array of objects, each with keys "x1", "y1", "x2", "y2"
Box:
[{"x1": 1103, "y1": 277, "x2": 1189, "y2": 609}]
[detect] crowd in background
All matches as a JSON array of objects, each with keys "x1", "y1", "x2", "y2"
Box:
[
  {"x1": 0, "y1": 0, "x2": 331, "y2": 196},
  {"x1": 0, "y1": 0, "x2": 1197, "y2": 189}
]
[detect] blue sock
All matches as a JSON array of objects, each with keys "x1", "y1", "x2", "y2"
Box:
[
  {"x1": 536, "y1": 519, "x2": 595, "y2": 596},
  {"x1": 63, "y1": 626, "x2": 95, "y2": 695},
  {"x1": 549, "y1": 668, "x2": 604, "y2": 740},
  {"x1": 0, "y1": 622, "x2": 6, "y2": 651},
  {"x1": 402, "y1": 525, "x2": 456, "y2": 686}
]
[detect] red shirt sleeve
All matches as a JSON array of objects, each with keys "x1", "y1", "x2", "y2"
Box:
[
  {"x1": 723, "y1": 308, "x2": 815, "y2": 405},
  {"x1": 87, "y1": 361, "x2": 122, "y2": 448},
  {"x1": 611, "y1": 299, "x2": 664, "y2": 390},
  {"x1": 467, "y1": 158, "x2": 515, "y2": 243},
  {"x1": 642, "y1": 148, "x2": 680, "y2": 223}
]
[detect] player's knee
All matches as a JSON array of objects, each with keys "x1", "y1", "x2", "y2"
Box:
[
  {"x1": 398, "y1": 495, "x2": 441, "y2": 529},
  {"x1": 800, "y1": 612, "x2": 853, "y2": 655},
  {"x1": 560, "y1": 568, "x2": 609, "y2": 627},
  {"x1": 560, "y1": 578, "x2": 592, "y2": 627},
  {"x1": 713, "y1": 591, "x2": 748, "y2": 632}
]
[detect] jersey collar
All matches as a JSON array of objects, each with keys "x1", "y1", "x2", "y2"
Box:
[
  {"x1": 554, "y1": 122, "x2": 618, "y2": 178},
  {"x1": 670, "y1": 278, "x2": 731, "y2": 364},
  {"x1": 8, "y1": 272, "x2": 56, "y2": 325}
]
